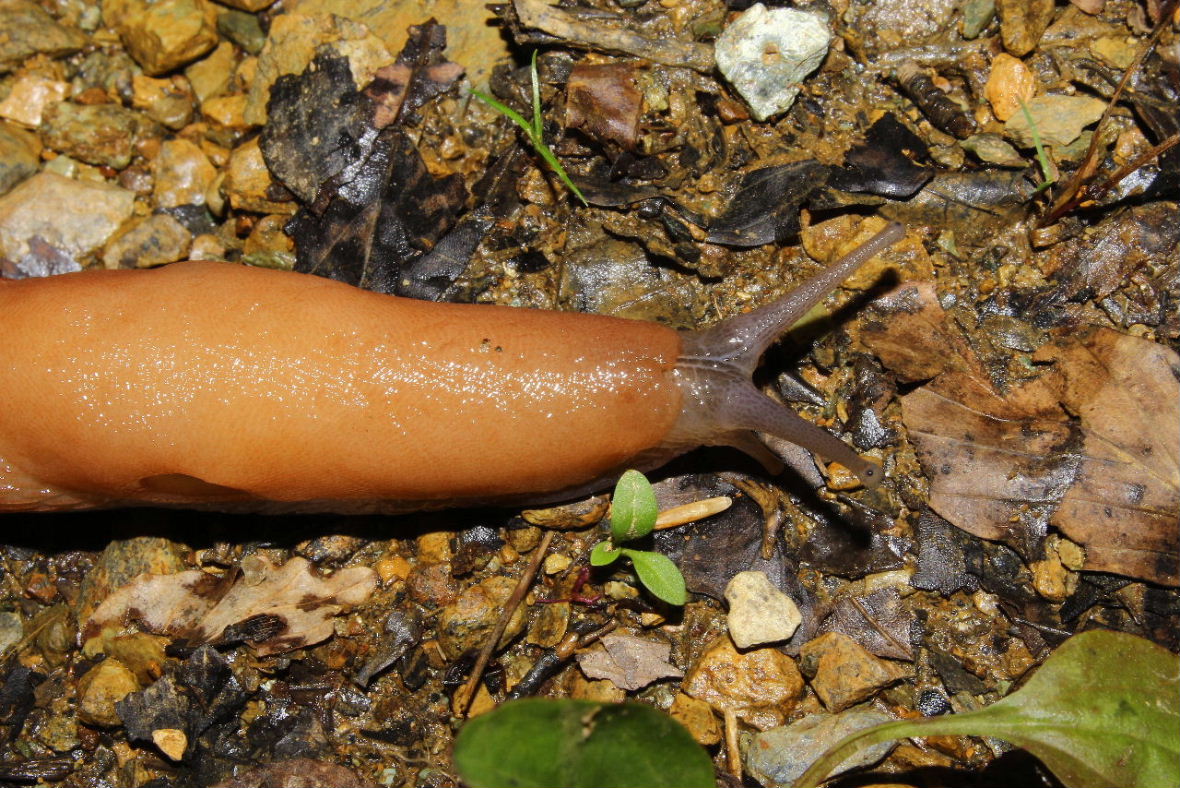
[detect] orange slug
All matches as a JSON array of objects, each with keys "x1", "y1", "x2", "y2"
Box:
[{"x1": 0, "y1": 222, "x2": 904, "y2": 513}]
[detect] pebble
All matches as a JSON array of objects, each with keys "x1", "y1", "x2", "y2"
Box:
[
  {"x1": 745, "y1": 707, "x2": 896, "y2": 787},
  {"x1": 0, "y1": 73, "x2": 70, "y2": 128},
  {"x1": 0, "y1": 0, "x2": 88, "y2": 69},
  {"x1": 960, "y1": 133, "x2": 1026, "y2": 167},
  {"x1": 153, "y1": 138, "x2": 217, "y2": 209},
  {"x1": 36, "y1": 711, "x2": 80, "y2": 752},
  {"x1": 0, "y1": 172, "x2": 135, "y2": 264},
  {"x1": 437, "y1": 575, "x2": 525, "y2": 660},
  {"x1": 76, "y1": 658, "x2": 140, "y2": 727},
  {"x1": 996, "y1": 0, "x2": 1054, "y2": 55},
  {"x1": 40, "y1": 101, "x2": 145, "y2": 169},
  {"x1": 960, "y1": 0, "x2": 995, "y2": 39},
  {"x1": 542, "y1": 553, "x2": 572, "y2": 576},
  {"x1": 243, "y1": 214, "x2": 293, "y2": 256},
  {"x1": 0, "y1": 610, "x2": 22, "y2": 653},
  {"x1": 725, "y1": 570, "x2": 802, "y2": 649},
  {"x1": 1004, "y1": 94, "x2": 1106, "y2": 148},
  {"x1": 102, "y1": 213, "x2": 192, "y2": 269},
  {"x1": 406, "y1": 561, "x2": 458, "y2": 608},
  {"x1": 669, "y1": 693, "x2": 721, "y2": 746},
  {"x1": 985, "y1": 52, "x2": 1036, "y2": 122},
  {"x1": 188, "y1": 232, "x2": 226, "y2": 260},
  {"x1": 714, "y1": 4, "x2": 830, "y2": 121},
  {"x1": 525, "y1": 600, "x2": 568, "y2": 648},
  {"x1": 225, "y1": 137, "x2": 296, "y2": 214},
  {"x1": 130, "y1": 74, "x2": 195, "y2": 130},
  {"x1": 0, "y1": 122, "x2": 41, "y2": 196},
  {"x1": 217, "y1": 9, "x2": 267, "y2": 54},
  {"x1": 103, "y1": 0, "x2": 220, "y2": 75},
  {"x1": 682, "y1": 635, "x2": 805, "y2": 730},
  {"x1": 799, "y1": 632, "x2": 909, "y2": 712},
  {"x1": 185, "y1": 41, "x2": 237, "y2": 103},
  {"x1": 201, "y1": 94, "x2": 253, "y2": 133}
]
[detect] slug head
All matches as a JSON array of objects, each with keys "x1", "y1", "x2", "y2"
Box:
[{"x1": 665, "y1": 222, "x2": 905, "y2": 488}]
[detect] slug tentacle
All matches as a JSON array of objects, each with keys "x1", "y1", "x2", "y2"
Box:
[{"x1": 667, "y1": 221, "x2": 905, "y2": 488}]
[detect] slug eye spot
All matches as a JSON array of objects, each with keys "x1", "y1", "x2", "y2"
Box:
[{"x1": 140, "y1": 473, "x2": 250, "y2": 499}]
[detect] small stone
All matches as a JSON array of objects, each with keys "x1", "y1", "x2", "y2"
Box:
[
  {"x1": 961, "y1": 133, "x2": 1026, "y2": 167},
  {"x1": 188, "y1": 232, "x2": 225, "y2": 260},
  {"x1": 542, "y1": 553, "x2": 572, "y2": 576},
  {"x1": 669, "y1": 693, "x2": 721, "y2": 746},
  {"x1": 0, "y1": 122, "x2": 41, "y2": 197},
  {"x1": 0, "y1": 73, "x2": 70, "y2": 128},
  {"x1": 985, "y1": 52, "x2": 1036, "y2": 122},
  {"x1": 416, "y1": 531, "x2": 452, "y2": 563},
  {"x1": 526, "y1": 600, "x2": 569, "y2": 648},
  {"x1": 1004, "y1": 94, "x2": 1106, "y2": 148},
  {"x1": 0, "y1": 0, "x2": 88, "y2": 69},
  {"x1": 37, "y1": 712, "x2": 80, "y2": 752},
  {"x1": 745, "y1": 707, "x2": 896, "y2": 788},
  {"x1": 102, "y1": 0, "x2": 219, "y2": 75},
  {"x1": 825, "y1": 462, "x2": 862, "y2": 491},
  {"x1": 225, "y1": 137, "x2": 297, "y2": 214},
  {"x1": 201, "y1": 94, "x2": 253, "y2": 133},
  {"x1": 217, "y1": 9, "x2": 267, "y2": 52},
  {"x1": 682, "y1": 635, "x2": 805, "y2": 730},
  {"x1": 185, "y1": 41, "x2": 237, "y2": 103},
  {"x1": 437, "y1": 575, "x2": 525, "y2": 660},
  {"x1": 996, "y1": 0, "x2": 1053, "y2": 56},
  {"x1": 40, "y1": 101, "x2": 146, "y2": 169},
  {"x1": 405, "y1": 561, "x2": 458, "y2": 607},
  {"x1": 130, "y1": 74, "x2": 194, "y2": 130},
  {"x1": 0, "y1": 611, "x2": 22, "y2": 653},
  {"x1": 725, "y1": 570, "x2": 802, "y2": 649},
  {"x1": 151, "y1": 728, "x2": 187, "y2": 761},
  {"x1": 1091, "y1": 35, "x2": 1137, "y2": 70},
  {"x1": 715, "y1": 4, "x2": 830, "y2": 121},
  {"x1": 799, "y1": 632, "x2": 908, "y2": 712},
  {"x1": 373, "y1": 552, "x2": 411, "y2": 585},
  {"x1": 77, "y1": 658, "x2": 140, "y2": 727},
  {"x1": 960, "y1": 0, "x2": 995, "y2": 38},
  {"x1": 0, "y1": 172, "x2": 135, "y2": 263},
  {"x1": 153, "y1": 138, "x2": 217, "y2": 209},
  {"x1": 102, "y1": 213, "x2": 192, "y2": 269}
]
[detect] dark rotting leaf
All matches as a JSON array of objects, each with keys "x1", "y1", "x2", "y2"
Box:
[
  {"x1": 830, "y1": 113, "x2": 934, "y2": 198},
  {"x1": 706, "y1": 160, "x2": 832, "y2": 247}
]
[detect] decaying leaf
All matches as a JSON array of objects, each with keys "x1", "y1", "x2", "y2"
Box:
[
  {"x1": 576, "y1": 631, "x2": 683, "y2": 692},
  {"x1": 564, "y1": 63, "x2": 643, "y2": 151},
  {"x1": 862, "y1": 283, "x2": 1179, "y2": 586},
  {"x1": 84, "y1": 556, "x2": 376, "y2": 656}
]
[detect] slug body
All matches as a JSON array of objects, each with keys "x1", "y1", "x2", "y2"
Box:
[{"x1": 0, "y1": 223, "x2": 903, "y2": 513}]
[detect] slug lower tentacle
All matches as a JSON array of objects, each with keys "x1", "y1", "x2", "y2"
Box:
[
  {"x1": 0, "y1": 221, "x2": 903, "y2": 512},
  {"x1": 661, "y1": 221, "x2": 905, "y2": 488}
]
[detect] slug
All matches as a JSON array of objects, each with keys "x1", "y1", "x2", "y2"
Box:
[{"x1": 0, "y1": 221, "x2": 904, "y2": 513}]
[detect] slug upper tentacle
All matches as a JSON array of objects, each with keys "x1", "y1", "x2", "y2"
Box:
[{"x1": 665, "y1": 222, "x2": 905, "y2": 488}]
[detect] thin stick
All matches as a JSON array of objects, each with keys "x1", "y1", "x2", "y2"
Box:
[
  {"x1": 724, "y1": 709, "x2": 742, "y2": 780},
  {"x1": 455, "y1": 529, "x2": 555, "y2": 717}
]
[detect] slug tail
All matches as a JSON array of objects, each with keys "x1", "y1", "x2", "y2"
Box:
[{"x1": 666, "y1": 221, "x2": 904, "y2": 488}]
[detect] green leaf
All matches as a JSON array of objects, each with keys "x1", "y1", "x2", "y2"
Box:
[
  {"x1": 590, "y1": 541, "x2": 621, "y2": 567},
  {"x1": 610, "y1": 469, "x2": 658, "y2": 542},
  {"x1": 796, "y1": 630, "x2": 1180, "y2": 788},
  {"x1": 623, "y1": 549, "x2": 686, "y2": 606},
  {"x1": 454, "y1": 699, "x2": 715, "y2": 788}
]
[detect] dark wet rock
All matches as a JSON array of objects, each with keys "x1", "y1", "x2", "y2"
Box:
[{"x1": 41, "y1": 101, "x2": 149, "y2": 169}]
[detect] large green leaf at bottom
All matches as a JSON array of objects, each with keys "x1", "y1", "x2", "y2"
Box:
[
  {"x1": 454, "y1": 699, "x2": 714, "y2": 788},
  {"x1": 797, "y1": 629, "x2": 1179, "y2": 788}
]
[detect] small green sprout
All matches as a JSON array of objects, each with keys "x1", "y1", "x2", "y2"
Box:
[
  {"x1": 590, "y1": 470, "x2": 687, "y2": 606},
  {"x1": 1018, "y1": 98, "x2": 1058, "y2": 195},
  {"x1": 471, "y1": 51, "x2": 588, "y2": 207}
]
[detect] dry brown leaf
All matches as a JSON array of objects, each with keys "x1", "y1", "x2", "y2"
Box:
[
  {"x1": 862, "y1": 283, "x2": 1180, "y2": 586},
  {"x1": 84, "y1": 556, "x2": 377, "y2": 656},
  {"x1": 576, "y1": 631, "x2": 683, "y2": 691}
]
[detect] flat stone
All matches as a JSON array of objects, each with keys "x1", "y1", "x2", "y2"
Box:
[
  {"x1": 1004, "y1": 94, "x2": 1106, "y2": 148},
  {"x1": 102, "y1": 0, "x2": 219, "y2": 75},
  {"x1": 997, "y1": 0, "x2": 1053, "y2": 55},
  {"x1": 185, "y1": 41, "x2": 236, "y2": 103},
  {"x1": 669, "y1": 693, "x2": 722, "y2": 746},
  {"x1": 985, "y1": 52, "x2": 1036, "y2": 122},
  {"x1": 0, "y1": 0, "x2": 88, "y2": 69},
  {"x1": 745, "y1": 707, "x2": 896, "y2": 787},
  {"x1": 715, "y1": 3, "x2": 830, "y2": 121},
  {"x1": 40, "y1": 101, "x2": 146, "y2": 169},
  {"x1": 102, "y1": 213, "x2": 192, "y2": 269},
  {"x1": 217, "y1": 9, "x2": 267, "y2": 53},
  {"x1": 77, "y1": 658, "x2": 140, "y2": 727},
  {"x1": 436, "y1": 575, "x2": 525, "y2": 660},
  {"x1": 201, "y1": 94, "x2": 252, "y2": 133},
  {"x1": 0, "y1": 122, "x2": 40, "y2": 196},
  {"x1": 225, "y1": 137, "x2": 297, "y2": 214},
  {"x1": 725, "y1": 570, "x2": 802, "y2": 649},
  {"x1": 799, "y1": 632, "x2": 908, "y2": 712},
  {"x1": 244, "y1": 12, "x2": 393, "y2": 126},
  {"x1": 0, "y1": 73, "x2": 70, "y2": 128},
  {"x1": 0, "y1": 172, "x2": 135, "y2": 263},
  {"x1": 682, "y1": 635, "x2": 805, "y2": 730}
]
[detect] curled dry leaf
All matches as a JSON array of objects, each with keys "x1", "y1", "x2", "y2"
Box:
[
  {"x1": 861, "y1": 283, "x2": 1179, "y2": 586},
  {"x1": 83, "y1": 556, "x2": 377, "y2": 656}
]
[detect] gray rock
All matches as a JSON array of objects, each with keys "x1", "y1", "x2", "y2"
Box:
[
  {"x1": 0, "y1": 122, "x2": 40, "y2": 197},
  {"x1": 725, "y1": 570, "x2": 801, "y2": 648},
  {"x1": 0, "y1": 172, "x2": 135, "y2": 263},
  {"x1": 745, "y1": 707, "x2": 896, "y2": 787},
  {"x1": 102, "y1": 213, "x2": 192, "y2": 269},
  {"x1": 1004, "y1": 94, "x2": 1106, "y2": 148},
  {"x1": 715, "y1": 4, "x2": 830, "y2": 121},
  {"x1": 41, "y1": 102, "x2": 147, "y2": 169}
]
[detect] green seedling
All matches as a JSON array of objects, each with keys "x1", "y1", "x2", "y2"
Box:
[
  {"x1": 1018, "y1": 98, "x2": 1058, "y2": 195},
  {"x1": 471, "y1": 51, "x2": 588, "y2": 207},
  {"x1": 590, "y1": 470, "x2": 687, "y2": 606}
]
